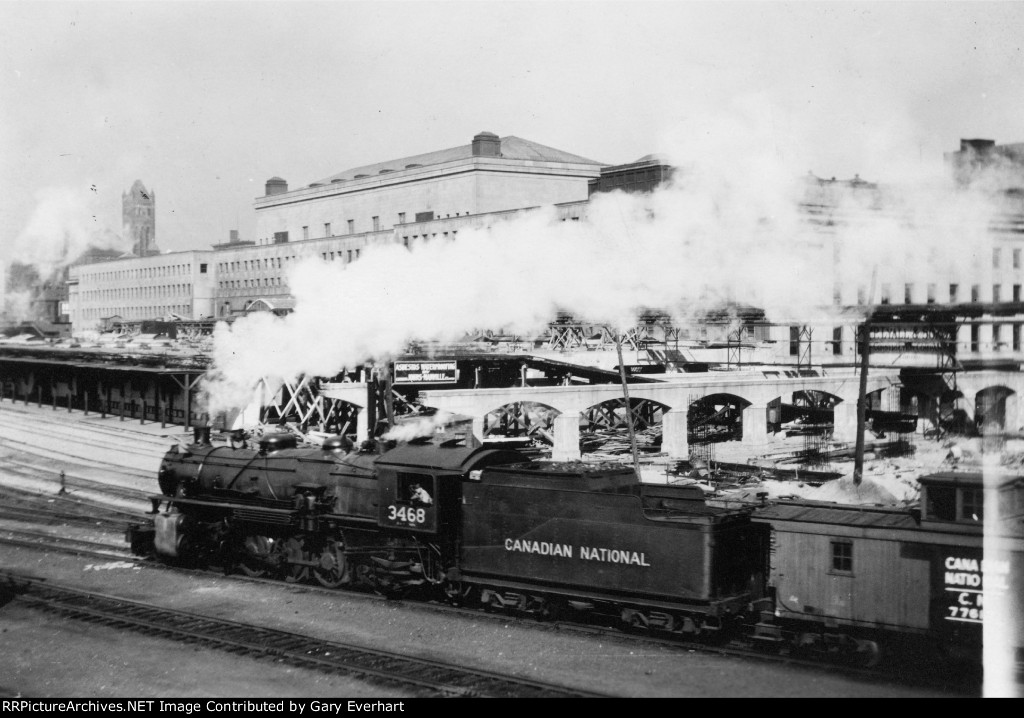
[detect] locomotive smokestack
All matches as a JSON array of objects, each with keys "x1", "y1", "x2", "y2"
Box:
[{"x1": 193, "y1": 426, "x2": 212, "y2": 445}]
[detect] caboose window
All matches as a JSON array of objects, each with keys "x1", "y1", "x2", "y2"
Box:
[
  {"x1": 960, "y1": 488, "x2": 984, "y2": 522},
  {"x1": 830, "y1": 541, "x2": 853, "y2": 573},
  {"x1": 926, "y1": 486, "x2": 957, "y2": 521}
]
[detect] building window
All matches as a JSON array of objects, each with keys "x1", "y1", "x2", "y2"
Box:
[
  {"x1": 927, "y1": 283, "x2": 936, "y2": 304},
  {"x1": 302, "y1": 226, "x2": 309, "y2": 240},
  {"x1": 1014, "y1": 324, "x2": 1022, "y2": 352},
  {"x1": 993, "y1": 284, "x2": 1002, "y2": 303},
  {"x1": 832, "y1": 327, "x2": 842, "y2": 355},
  {"x1": 971, "y1": 284, "x2": 980, "y2": 302},
  {"x1": 199, "y1": 264, "x2": 207, "y2": 274},
  {"x1": 398, "y1": 212, "x2": 406, "y2": 224},
  {"x1": 789, "y1": 326, "x2": 800, "y2": 356},
  {"x1": 1015, "y1": 249, "x2": 1022, "y2": 269},
  {"x1": 347, "y1": 219, "x2": 354, "y2": 234},
  {"x1": 1015, "y1": 284, "x2": 1022, "y2": 303},
  {"x1": 904, "y1": 283, "x2": 913, "y2": 304},
  {"x1": 830, "y1": 541, "x2": 853, "y2": 573},
  {"x1": 949, "y1": 283, "x2": 959, "y2": 303},
  {"x1": 372, "y1": 216, "x2": 380, "y2": 231},
  {"x1": 880, "y1": 284, "x2": 891, "y2": 304},
  {"x1": 324, "y1": 223, "x2": 331, "y2": 237},
  {"x1": 971, "y1": 325, "x2": 980, "y2": 352},
  {"x1": 993, "y1": 323, "x2": 1003, "y2": 350},
  {"x1": 994, "y1": 248, "x2": 1001, "y2": 269}
]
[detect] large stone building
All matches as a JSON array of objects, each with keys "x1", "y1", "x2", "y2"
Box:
[{"x1": 252, "y1": 132, "x2": 603, "y2": 246}]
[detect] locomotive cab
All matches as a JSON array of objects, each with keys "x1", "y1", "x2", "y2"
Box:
[
  {"x1": 377, "y1": 468, "x2": 440, "y2": 534},
  {"x1": 374, "y1": 440, "x2": 525, "y2": 536}
]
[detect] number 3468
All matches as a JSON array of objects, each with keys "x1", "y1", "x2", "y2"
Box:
[{"x1": 387, "y1": 505, "x2": 426, "y2": 524}]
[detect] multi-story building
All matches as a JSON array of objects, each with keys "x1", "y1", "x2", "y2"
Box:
[
  {"x1": 252, "y1": 131, "x2": 603, "y2": 245},
  {"x1": 67, "y1": 250, "x2": 216, "y2": 329}
]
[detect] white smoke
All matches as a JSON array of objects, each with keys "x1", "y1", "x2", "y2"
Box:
[
  {"x1": 2, "y1": 186, "x2": 130, "y2": 321},
  {"x1": 381, "y1": 411, "x2": 456, "y2": 442},
  {"x1": 201, "y1": 115, "x2": 1012, "y2": 416}
]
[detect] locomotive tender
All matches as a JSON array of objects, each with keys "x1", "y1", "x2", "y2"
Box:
[{"x1": 136, "y1": 430, "x2": 770, "y2": 636}]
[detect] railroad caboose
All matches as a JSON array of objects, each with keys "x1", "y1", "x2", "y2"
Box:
[{"x1": 752, "y1": 471, "x2": 1024, "y2": 663}]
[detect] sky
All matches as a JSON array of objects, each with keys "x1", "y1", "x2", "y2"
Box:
[{"x1": 2, "y1": 0, "x2": 1024, "y2": 261}]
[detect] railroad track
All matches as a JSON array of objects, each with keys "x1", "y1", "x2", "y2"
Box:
[
  {"x1": 0, "y1": 483, "x2": 150, "y2": 524},
  {"x1": 0, "y1": 526, "x2": 135, "y2": 558},
  {"x1": 0, "y1": 508, "x2": 982, "y2": 697},
  {"x1": 0, "y1": 572, "x2": 607, "y2": 699}
]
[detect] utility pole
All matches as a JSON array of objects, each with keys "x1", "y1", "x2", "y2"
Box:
[
  {"x1": 854, "y1": 269, "x2": 877, "y2": 486},
  {"x1": 615, "y1": 334, "x2": 641, "y2": 478}
]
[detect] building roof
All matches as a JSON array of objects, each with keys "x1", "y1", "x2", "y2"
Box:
[{"x1": 314, "y1": 135, "x2": 604, "y2": 186}]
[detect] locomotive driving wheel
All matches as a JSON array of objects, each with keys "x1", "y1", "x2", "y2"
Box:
[
  {"x1": 273, "y1": 535, "x2": 310, "y2": 583},
  {"x1": 313, "y1": 540, "x2": 349, "y2": 588},
  {"x1": 238, "y1": 535, "x2": 273, "y2": 578}
]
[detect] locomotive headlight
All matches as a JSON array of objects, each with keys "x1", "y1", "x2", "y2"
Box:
[{"x1": 469, "y1": 470, "x2": 483, "y2": 481}]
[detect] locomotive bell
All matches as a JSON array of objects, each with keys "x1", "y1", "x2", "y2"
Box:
[
  {"x1": 321, "y1": 435, "x2": 353, "y2": 453},
  {"x1": 259, "y1": 433, "x2": 298, "y2": 453}
]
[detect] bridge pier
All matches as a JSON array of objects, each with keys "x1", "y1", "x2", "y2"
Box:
[
  {"x1": 833, "y1": 402, "x2": 859, "y2": 444},
  {"x1": 551, "y1": 413, "x2": 581, "y2": 461},
  {"x1": 741, "y1": 404, "x2": 773, "y2": 452},
  {"x1": 661, "y1": 410, "x2": 689, "y2": 460}
]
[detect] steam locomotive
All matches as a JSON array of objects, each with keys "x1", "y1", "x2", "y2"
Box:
[
  {"x1": 128, "y1": 429, "x2": 1024, "y2": 669},
  {"x1": 133, "y1": 429, "x2": 770, "y2": 638}
]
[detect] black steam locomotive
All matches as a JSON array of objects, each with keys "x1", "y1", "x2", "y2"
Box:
[
  {"x1": 133, "y1": 429, "x2": 770, "y2": 639},
  {"x1": 129, "y1": 430, "x2": 1024, "y2": 668}
]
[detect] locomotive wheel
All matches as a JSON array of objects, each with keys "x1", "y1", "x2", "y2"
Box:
[
  {"x1": 274, "y1": 536, "x2": 310, "y2": 583},
  {"x1": 313, "y1": 540, "x2": 349, "y2": 589},
  {"x1": 238, "y1": 535, "x2": 273, "y2": 578},
  {"x1": 537, "y1": 597, "x2": 566, "y2": 622}
]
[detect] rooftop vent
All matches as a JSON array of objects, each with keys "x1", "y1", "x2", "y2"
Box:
[
  {"x1": 961, "y1": 138, "x2": 996, "y2": 153},
  {"x1": 472, "y1": 131, "x2": 501, "y2": 157},
  {"x1": 354, "y1": 174, "x2": 369, "y2": 179},
  {"x1": 379, "y1": 169, "x2": 394, "y2": 174},
  {"x1": 264, "y1": 177, "x2": 288, "y2": 196},
  {"x1": 405, "y1": 163, "x2": 423, "y2": 169},
  {"x1": 330, "y1": 179, "x2": 345, "y2": 183},
  {"x1": 309, "y1": 182, "x2": 323, "y2": 187}
]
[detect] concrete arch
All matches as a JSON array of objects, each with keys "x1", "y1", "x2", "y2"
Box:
[
  {"x1": 974, "y1": 386, "x2": 1017, "y2": 433},
  {"x1": 483, "y1": 401, "x2": 561, "y2": 442},
  {"x1": 766, "y1": 389, "x2": 842, "y2": 435},
  {"x1": 581, "y1": 397, "x2": 671, "y2": 432},
  {"x1": 688, "y1": 392, "x2": 753, "y2": 444}
]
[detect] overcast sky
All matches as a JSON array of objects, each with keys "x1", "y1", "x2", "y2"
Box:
[{"x1": 2, "y1": 1, "x2": 1023, "y2": 256}]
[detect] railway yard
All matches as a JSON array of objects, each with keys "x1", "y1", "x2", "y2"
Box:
[{"x1": 0, "y1": 398, "x2": 995, "y2": 699}]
